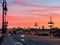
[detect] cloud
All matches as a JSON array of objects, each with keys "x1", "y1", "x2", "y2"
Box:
[
  {"x1": 7, "y1": 7, "x2": 60, "y2": 18},
  {"x1": 7, "y1": 1, "x2": 35, "y2": 7},
  {"x1": 2, "y1": 0, "x2": 60, "y2": 28}
]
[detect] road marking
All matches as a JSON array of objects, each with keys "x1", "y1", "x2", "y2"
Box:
[
  {"x1": 15, "y1": 42, "x2": 23, "y2": 45},
  {"x1": 21, "y1": 39, "x2": 25, "y2": 41}
]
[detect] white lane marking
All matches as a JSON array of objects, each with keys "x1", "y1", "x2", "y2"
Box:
[
  {"x1": 15, "y1": 42, "x2": 23, "y2": 45},
  {"x1": 21, "y1": 39, "x2": 25, "y2": 41}
]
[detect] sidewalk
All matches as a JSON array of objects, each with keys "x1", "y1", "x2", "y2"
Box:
[
  {"x1": 1, "y1": 35, "x2": 23, "y2": 45},
  {"x1": 0, "y1": 36, "x2": 4, "y2": 45}
]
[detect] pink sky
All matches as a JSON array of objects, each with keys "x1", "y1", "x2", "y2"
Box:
[{"x1": 0, "y1": 0, "x2": 60, "y2": 29}]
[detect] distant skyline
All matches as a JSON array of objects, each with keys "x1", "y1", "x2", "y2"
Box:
[{"x1": 0, "y1": 0, "x2": 60, "y2": 28}]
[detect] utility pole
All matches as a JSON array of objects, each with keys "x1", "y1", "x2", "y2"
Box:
[{"x1": 2, "y1": 0, "x2": 8, "y2": 35}]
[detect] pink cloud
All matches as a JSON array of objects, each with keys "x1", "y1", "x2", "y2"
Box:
[
  {"x1": 4, "y1": 0, "x2": 60, "y2": 28},
  {"x1": 7, "y1": 1, "x2": 35, "y2": 7}
]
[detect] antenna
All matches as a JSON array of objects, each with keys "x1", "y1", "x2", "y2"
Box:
[{"x1": 50, "y1": 16, "x2": 52, "y2": 22}]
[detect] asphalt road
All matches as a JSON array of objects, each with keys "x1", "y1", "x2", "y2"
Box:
[
  {"x1": 2, "y1": 35, "x2": 60, "y2": 45},
  {"x1": 11, "y1": 35, "x2": 59, "y2": 45}
]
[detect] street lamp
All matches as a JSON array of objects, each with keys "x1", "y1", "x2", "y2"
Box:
[
  {"x1": 48, "y1": 22, "x2": 54, "y2": 28},
  {"x1": 48, "y1": 16, "x2": 54, "y2": 36},
  {"x1": 0, "y1": 0, "x2": 8, "y2": 35}
]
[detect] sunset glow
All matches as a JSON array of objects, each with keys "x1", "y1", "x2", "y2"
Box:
[{"x1": 0, "y1": 0, "x2": 60, "y2": 28}]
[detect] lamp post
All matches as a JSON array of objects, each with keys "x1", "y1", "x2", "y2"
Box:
[
  {"x1": 48, "y1": 16, "x2": 54, "y2": 36},
  {"x1": 2, "y1": 0, "x2": 8, "y2": 35}
]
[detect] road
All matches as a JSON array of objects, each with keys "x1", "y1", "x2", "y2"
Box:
[
  {"x1": 11, "y1": 35, "x2": 60, "y2": 45},
  {"x1": 1, "y1": 35, "x2": 60, "y2": 45}
]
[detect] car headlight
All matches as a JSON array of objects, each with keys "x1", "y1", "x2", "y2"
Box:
[{"x1": 21, "y1": 35, "x2": 24, "y2": 37}]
